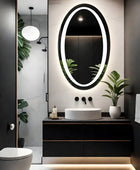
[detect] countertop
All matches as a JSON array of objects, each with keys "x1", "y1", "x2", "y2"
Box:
[{"x1": 43, "y1": 117, "x2": 131, "y2": 123}]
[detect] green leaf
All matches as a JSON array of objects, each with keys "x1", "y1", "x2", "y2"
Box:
[
  {"x1": 18, "y1": 112, "x2": 28, "y2": 123},
  {"x1": 18, "y1": 99, "x2": 24, "y2": 103},
  {"x1": 116, "y1": 79, "x2": 128, "y2": 87},
  {"x1": 61, "y1": 59, "x2": 78, "y2": 75},
  {"x1": 18, "y1": 99, "x2": 28, "y2": 109},
  {"x1": 114, "y1": 85, "x2": 119, "y2": 94},
  {"x1": 18, "y1": 13, "x2": 31, "y2": 71},
  {"x1": 118, "y1": 91, "x2": 124, "y2": 95},
  {"x1": 18, "y1": 37, "x2": 24, "y2": 47},
  {"x1": 18, "y1": 98, "x2": 29, "y2": 124},
  {"x1": 89, "y1": 66, "x2": 100, "y2": 71},
  {"x1": 18, "y1": 32, "x2": 23, "y2": 39},
  {"x1": 101, "y1": 81, "x2": 113, "y2": 91},
  {"x1": 102, "y1": 94, "x2": 112, "y2": 98},
  {"x1": 89, "y1": 64, "x2": 107, "y2": 81},
  {"x1": 105, "y1": 89, "x2": 111, "y2": 94},
  {"x1": 117, "y1": 84, "x2": 129, "y2": 93},
  {"x1": 24, "y1": 44, "x2": 31, "y2": 49},
  {"x1": 108, "y1": 75, "x2": 116, "y2": 84},
  {"x1": 18, "y1": 58, "x2": 23, "y2": 71},
  {"x1": 110, "y1": 71, "x2": 120, "y2": 81}
]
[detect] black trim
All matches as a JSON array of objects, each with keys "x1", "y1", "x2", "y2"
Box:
[{"x1": 58, "y1": 4, "x2": 110, "y2": 90}]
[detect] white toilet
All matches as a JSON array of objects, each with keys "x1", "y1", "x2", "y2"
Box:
[{"x1": 0, "y1": 147, "x2": 32, "y2": 170}]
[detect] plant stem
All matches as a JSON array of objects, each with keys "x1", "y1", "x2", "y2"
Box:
[{"x1": 18, "y1": 121, "x2": 20, "y2": 138}]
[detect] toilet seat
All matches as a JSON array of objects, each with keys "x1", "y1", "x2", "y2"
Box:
[{"x1": 0, "y1": 148, "x2": 32, "y2": 160}]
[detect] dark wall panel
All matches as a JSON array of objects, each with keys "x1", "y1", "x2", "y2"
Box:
[
  {"x1": 124, "y1": 0, "x2": 140, "y2": 119},
  {"x1": 0, "y1": 0, "x2": 16, "y2": 149},
  {"x1": 124, "y1": 0, "x2": 140, "y2": 169},
  {"x1": 131, "y1": 123, "x2": 140, "y2": 169}
]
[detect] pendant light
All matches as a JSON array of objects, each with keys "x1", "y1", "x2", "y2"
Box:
[{"x1": 22, "y1": 7, "x2": 40, "y2": 41}]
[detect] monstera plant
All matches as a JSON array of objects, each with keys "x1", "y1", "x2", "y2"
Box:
[
  {"x1": 18, "y1": 99, "x2": 28, "y2": 124},
  {"x1": 18, "y1": 99, "x2": 29, "y2": 147},
  {"x1": 18, "y1": 14, "x2": 31, "y2": 71}
]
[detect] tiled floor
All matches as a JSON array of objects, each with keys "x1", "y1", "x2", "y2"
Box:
[
  {"x1": 30, "y1": 164, "x2": 135, "y2": 170},
  {"x1": 26, "y1": 146, "x2": 42, "y2": 164}
]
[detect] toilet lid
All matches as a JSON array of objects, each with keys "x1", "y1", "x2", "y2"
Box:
[{"x1": 0, "y1": 148, "x2": 32, "y2": 160}]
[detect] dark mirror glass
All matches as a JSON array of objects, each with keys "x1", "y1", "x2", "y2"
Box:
[{"x1": 59, "y1": 4, "x2": 110, "y2": 89}]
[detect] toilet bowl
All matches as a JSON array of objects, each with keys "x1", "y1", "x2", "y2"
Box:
[{"x1": 0, "y1": 147, "x2": 32, "y2": 170}]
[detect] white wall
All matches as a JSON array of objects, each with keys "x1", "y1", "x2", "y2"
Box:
[
  {"x1": 49, "y1": 0, "x2": 124, "y2": 112},
  {"x1": 18, "y1": 15, "x2": 47, "y2": 146}
]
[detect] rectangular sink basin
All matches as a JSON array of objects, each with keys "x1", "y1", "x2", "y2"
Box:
[{"x1": 65, "y1": 108, "x2": 101, "y2": 120}]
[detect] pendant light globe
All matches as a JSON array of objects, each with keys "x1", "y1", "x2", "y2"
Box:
[
  {"x1": 22, "y1": 7, "x2": 40, "y2": 41},
  {"x1": 22, "y1": 26, "x2": 40, "y2": 41}
]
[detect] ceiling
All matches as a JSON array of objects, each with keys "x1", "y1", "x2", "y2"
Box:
[{"x1": 18, "y1": 0, "x2": 47, "y2": 15}]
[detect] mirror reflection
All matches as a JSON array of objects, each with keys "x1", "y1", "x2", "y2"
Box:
[{"x1": 66, "y1": 9, "x2": 103, "y2": 84}]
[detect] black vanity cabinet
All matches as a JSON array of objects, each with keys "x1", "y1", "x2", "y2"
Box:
[{"x1": 43, "y1": 118, "x2": 133, "y2": 157}]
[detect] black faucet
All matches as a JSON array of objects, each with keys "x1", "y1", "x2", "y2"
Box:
[{"x1": 82, "y1": 97, "x2": 86, "y2": 104}]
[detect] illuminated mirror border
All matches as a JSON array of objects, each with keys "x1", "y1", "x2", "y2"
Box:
[{"x1": 58, "y1": 4, "x2": 110, "y2": 90}]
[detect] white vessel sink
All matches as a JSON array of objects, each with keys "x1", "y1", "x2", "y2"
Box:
[{"x1": 65, "y1": 108, "x2": 101, "y2": 120}]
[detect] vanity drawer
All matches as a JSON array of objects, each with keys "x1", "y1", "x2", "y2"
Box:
[
  {"x1": 84, "y1": 124, "x2": 132, "y2": 140},
  {"x1": 83, "y1": 141, "x2": 132, "y2": 156},
  {"x1": 43, "y1": 140, "x2": 131, "y2": 157},
  {"x1": 43, "y1": 123, "x2": 132, "y2": 140},
  {"x1": 43, "y1": 124, "x2": 83, "y2": 140},
  {"x1": 43, "y1": 141, "x2": 83, "y2": 156}
]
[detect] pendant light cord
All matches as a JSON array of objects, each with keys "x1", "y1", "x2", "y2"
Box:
[
  {"x1": 29, "y1": 7, "x2": 34, "y2": 26},
  {"x1": 30, "y1": 9, "x2": 32, "y2": 25}
]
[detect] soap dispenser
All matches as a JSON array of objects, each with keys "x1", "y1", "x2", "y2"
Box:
[{"x1": 52, "y1": 105, "x2": 57, "y2": 118}]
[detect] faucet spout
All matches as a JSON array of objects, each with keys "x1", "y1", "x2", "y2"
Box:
[{"x1": 82, "y1": 97, "x2": 86, "y2": 104}]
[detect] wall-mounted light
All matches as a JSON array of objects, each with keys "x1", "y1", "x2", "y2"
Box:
[{"x1": 22, "y1": 7, "x2": 40, "y2": 41}]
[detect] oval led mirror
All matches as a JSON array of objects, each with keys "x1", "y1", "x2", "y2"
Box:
[{"x1": 58, "y1": 4, "x2": 110, "y2": 90}]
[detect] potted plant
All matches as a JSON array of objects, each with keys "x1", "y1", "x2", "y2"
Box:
[
  {"x1": 18, "y1": 99, "x2": 29, "y2": 147},
  {"x1": 102, "y1": 70, "x2": 129, "y2": 118}
]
